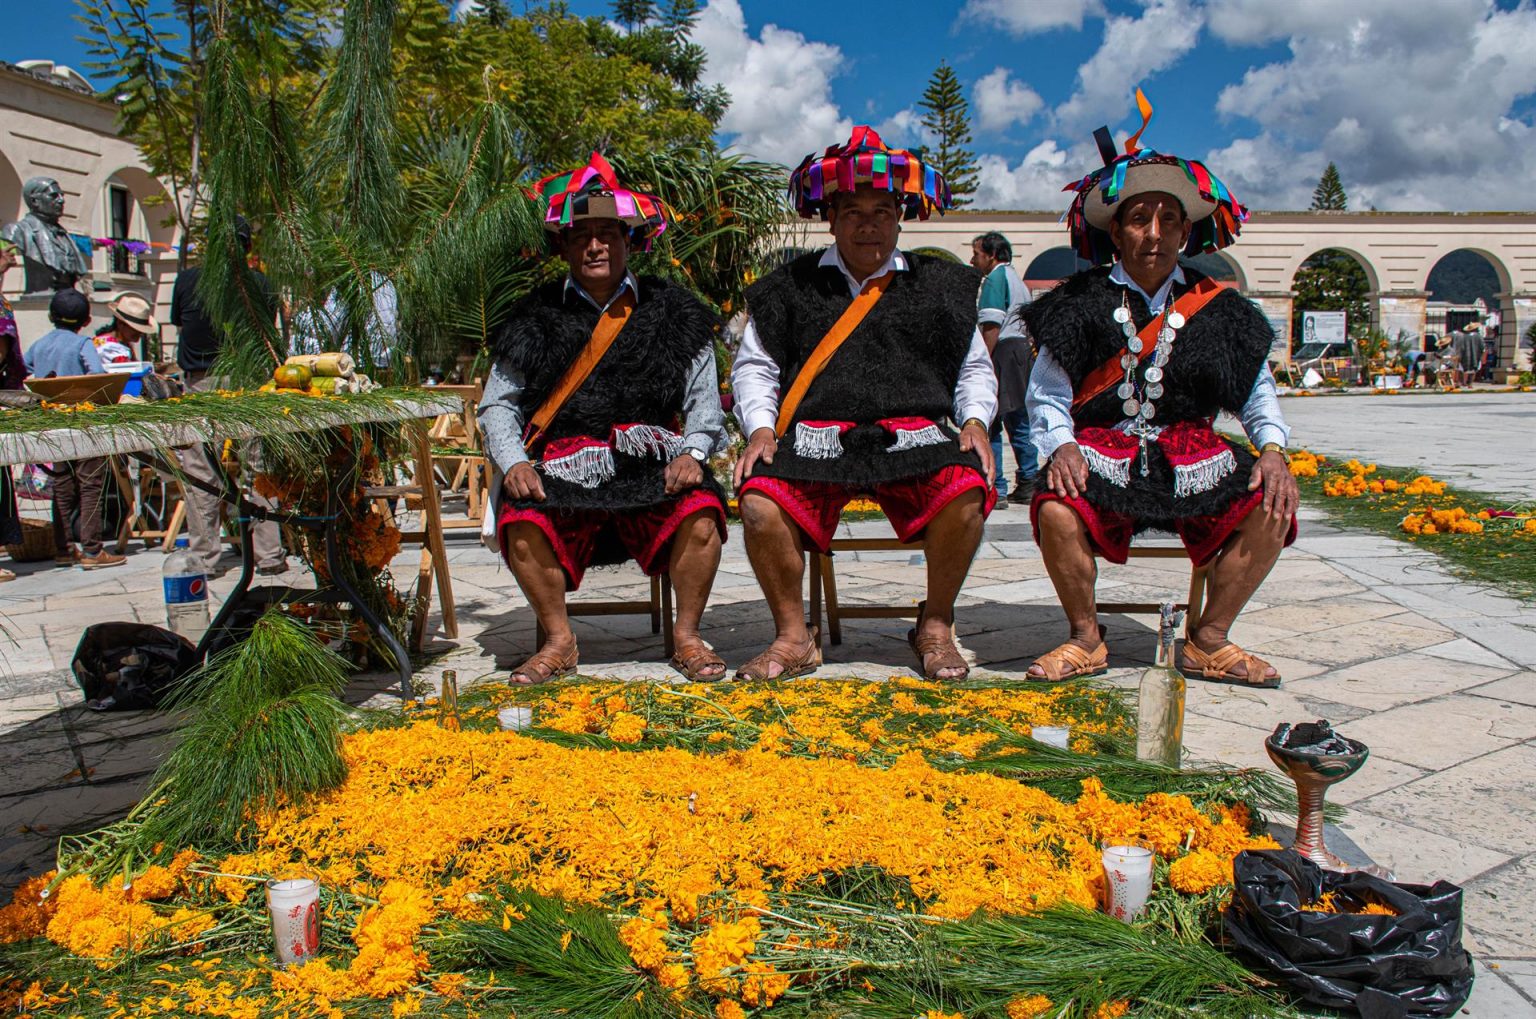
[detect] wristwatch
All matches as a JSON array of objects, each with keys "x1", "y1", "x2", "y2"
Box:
[
  {"x1": 686, "y1": 446, "x2": 708, "y2": 464},
  {"x1": 1259, "y1": 442, "x2": 1291, "y2": 463}
]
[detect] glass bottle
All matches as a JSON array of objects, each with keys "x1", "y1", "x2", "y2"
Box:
[
  {"x1": 437, "y1": 670, "x2": 462, "y2": 732},
  {"x1": 1135, "y1": 603, "x2": 1185, "y2": 767}
]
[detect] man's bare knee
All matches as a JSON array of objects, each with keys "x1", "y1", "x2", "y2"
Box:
[
  {"x1": 739, "y1": 491, "x2": 789, "y2": 533},
  {"x1": 1038, "y1": 498, "x2": 1084, "y2": 535}
]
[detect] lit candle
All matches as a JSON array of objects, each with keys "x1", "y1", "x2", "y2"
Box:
[
  {"x1": 498, "y1": 706, "x2": 533, "y2": 732},
  {"x1": 1032, "y1": 725, "x2": 1071, "y2": 749},
  {"x1": 267, "y1": 878, "x2": 321, "y2": 966},
  {"x1": 1101, "y1": 845, "x2": 1154, "y2": 922}
]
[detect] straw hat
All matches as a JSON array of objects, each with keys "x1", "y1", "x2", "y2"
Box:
[
  {"x1": 108, "y1": 292, "x2": 159, "y2": 334},
  {"x1": 788, "y1": 125, "x2": 953, "y2": 222},
  {"x1": 529, "y1": 152, "x2": 672, "y2": 249}
]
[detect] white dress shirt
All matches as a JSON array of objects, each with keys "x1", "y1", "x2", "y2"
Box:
[
  {"x1": 731, "y1": 246, "x2": 998, "y2": 436},
  {"x1": 1025, "y1": 263, "x2": 1291, "y2": 463}
]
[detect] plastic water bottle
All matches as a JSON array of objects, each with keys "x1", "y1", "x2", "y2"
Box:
[{"x1": 163, "y1": 536, "x2": 210, "y2": 642}]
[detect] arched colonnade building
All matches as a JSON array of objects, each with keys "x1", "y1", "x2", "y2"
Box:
[
  {"x1": 898, "y1": 210, "x2": 1536, "y2": 373},
  {"x1": 0, "y1": 59, "x2": 182, "y2": 347}
]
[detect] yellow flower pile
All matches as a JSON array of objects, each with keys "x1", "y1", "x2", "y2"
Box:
[{"x1": 1401, "y1": 506, "x2": 1486, "y2": 535}]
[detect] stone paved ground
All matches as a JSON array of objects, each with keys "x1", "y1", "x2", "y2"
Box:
[{"x1": 2, "y1": 395, "x2": 1534, "y2": 1012}]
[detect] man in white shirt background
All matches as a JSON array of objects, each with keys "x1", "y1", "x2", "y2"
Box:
[{"x1": 970, "y1": 231, "x2": 1036, "y2": 506}]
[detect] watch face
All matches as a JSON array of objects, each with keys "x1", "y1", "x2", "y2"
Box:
[{"x1": 688, "y1": 448, "x2": 707, "y2": 462}]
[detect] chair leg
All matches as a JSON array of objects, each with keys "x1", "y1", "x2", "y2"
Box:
[
  {"x1": 1185, "y1": 563, "x2": 1210, "y2": 640},
  {"x1": 821, "y1": 551, "x2": 843, "y2": 646},
  {"x1": 649, "y1": 575, "x2": 662, "y2": 634},
  {"x1": 660, "y1": 575, "x2": 675, "y2": 659},
  {"x1": 411, "y1": 548, "x2": 433, "y2": 653},
  {"x1": 806, "y1": 551, "x2": 823, "y2": 651}
]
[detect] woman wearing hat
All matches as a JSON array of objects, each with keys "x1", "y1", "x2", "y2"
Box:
[
  {"x1": 0, "y1": 240, "x2": 25, "y2": 580},
  {"x1": 1022, "y1": 92, "x2": 1296, "y2": 687},
  {"x1": 479, "y1": 153, "x2": 729, "y2": 683},
  {"x1": 95, "y1": 292, "x2": 159, "y2": 364}
]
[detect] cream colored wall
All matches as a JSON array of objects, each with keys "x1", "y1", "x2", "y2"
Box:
[{"x1": 0, "y1": 66, "x2": 181, "y2": 354}]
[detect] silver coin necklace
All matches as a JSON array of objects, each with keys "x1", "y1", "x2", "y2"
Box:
[{"x1": 1113, "y1": 291, "x2": 1182, "y2": 476}]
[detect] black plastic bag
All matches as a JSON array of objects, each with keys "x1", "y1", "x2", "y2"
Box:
[
  {"x1": 71, "y1": 623, "x2": 200, "y2": 711},
  {"x1": 1224, "y1": 849, "x2": 1473, "y2": 1019}
]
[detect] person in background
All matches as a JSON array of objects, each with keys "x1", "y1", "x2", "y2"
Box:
[
  {"x1": 969, "y1": 231, "x2": 1036, "y2": 506},
  {"x1": 0, "y1": 240, "x2": 25, "y2": 580},
  {"x1": 24, "y1": 290, "x2": 125, "y2": 569},
  {"x1": 93, "y1": 292, "x2": 160, "y2": 364},
  {"x1": 170, "y1": 217, "x2": 286, "y2": 575}
]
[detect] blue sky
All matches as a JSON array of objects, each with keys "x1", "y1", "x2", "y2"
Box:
[{"x1": 9, "y1": 0, "x2": 1536, "y2": 210}]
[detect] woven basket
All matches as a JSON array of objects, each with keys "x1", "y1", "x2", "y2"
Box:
[{"x1": 5, "y1": 517, "x2": 55, "y2": 563}]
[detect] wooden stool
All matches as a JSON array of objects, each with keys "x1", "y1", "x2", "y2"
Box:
[
  {"x1": 1097, "y1": 545, "x2": 1208, "y2": 637},
  {"x1": 425, "y1": 382, "x2": 491, "y2": 531},
  {"x1": 536, "y1": 573, "x2": 676, "y2": 658},
  {"x1": 366, "y1": 420, "x2": 458, "y2": 651},
  {"x1": 809, "y1": 537, "x2": 921, "y2": 647}
]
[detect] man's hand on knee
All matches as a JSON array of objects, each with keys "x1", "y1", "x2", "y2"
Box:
[
  {"x1": 958, "y1": 419, "x2": 994, "y2": 487},
  {"x1": 663, "y1": 453, "x2": 704, "y2": 495},
  {"x1": 1046, "y1": 443, "x2": 1089, "y2": 499},
  {"x1": 1249, "y1": 450, "x2": 1297, "y2": 519},
  {"x1": 733, "y1": 427, "x2": 777, "y2": 488},
  {"x1": 504, "y1": 462, "x2": 546, "y2": 502}
]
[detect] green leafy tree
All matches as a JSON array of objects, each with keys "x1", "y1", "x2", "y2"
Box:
[
  {"x1": 1310, "y1": 162, "x2": 1348, "y2": 211},
  {"x1": 1293, "y1": 249, "x2": 1371, "y2": 343},
  {"x1": 917, "y1": 61, "x2": 978, "y2": 206}
]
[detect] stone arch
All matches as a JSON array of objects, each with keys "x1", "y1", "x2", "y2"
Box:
[
  {"x1": 1287, "y1": 245, "x2": 1381, "y2": 295},
  {"x1": 1022, "y1": 245, "x2": 1090, "y2": 284},
  {"x1": 1421, "y1": 245, "x2": 1513, "y2": 301},
  {"x1": 0, "y1": 151, "x2": 22, "y2": 229},
  {"x1": 1182, "y1": 250, "x2": 1247, "y2": 288},
  {"x1": 100, "y1": 165, "x2": 177, "y2": 247}
]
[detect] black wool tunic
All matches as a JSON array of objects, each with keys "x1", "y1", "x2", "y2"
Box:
[
  {"x1": 1022, "y1": 266, "x2": 1278, "y2": 528},
  {"x1": 487, "y1": 275, "x2": 724, "y2": 515},
  {"x1": 743, "y1": 251, "x2": 985, "y2": 488}
]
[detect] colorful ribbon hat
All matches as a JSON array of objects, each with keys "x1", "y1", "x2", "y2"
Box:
[
  {"x1": 1062, "y1": 90, "x2": 1248, "y2": 263},
  {"x1": 789, "y1": 125, "x2": 953, "y2": 222},
  {"x1": 529, "y1": 152, "x2": 672, "y2": 248}
]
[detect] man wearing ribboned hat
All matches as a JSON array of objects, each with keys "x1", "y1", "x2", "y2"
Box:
[
  {"x1": 731, "y1": 126, "x2": 997, "y2": 682},
  {"x1": 1022, "y1": 91, "x2": 1297, "y2": 687},
  {"x1": 479, "y1": 153, "x2": 729, "y2": 683}
]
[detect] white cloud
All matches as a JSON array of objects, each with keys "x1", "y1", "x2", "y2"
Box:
[
  {"x1": 693, "y1": 0, "x2": 852, "y2": 167},
  {"x1": 873, "y1": 108, "x2": 935, "y2": 151},
  {"x1": 959, "y1": 0, "x2": 1106, "y2": 35},
  {"x1": 1206, "y1": 0, "x2": 1536, "y2": 210},
  {"x1": 1053, "y1": 0, "x2": 1205, "y2": 133},
  {"x1": 973, "y1": 68, "x2": 1044, "y2": 133},
  {"x1": 972, "y1": 139, "x2": 1087, "y2": 211}
]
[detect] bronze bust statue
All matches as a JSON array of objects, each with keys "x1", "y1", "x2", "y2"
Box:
[{"x1": 0, "y1": 177, "x2": 91, "y2": 293}]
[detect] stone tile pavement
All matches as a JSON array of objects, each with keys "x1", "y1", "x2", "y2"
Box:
[{"x1": 1, "y1": 501, "x2": 1533, "y2": 1013}]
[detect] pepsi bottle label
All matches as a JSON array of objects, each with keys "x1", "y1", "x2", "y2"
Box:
[{"x1": 164, "y1": 574, "x2": 208, "y2": 604}]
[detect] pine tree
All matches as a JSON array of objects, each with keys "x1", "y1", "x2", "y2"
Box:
[
  {"x1": 1311, "y1": 162, "x2": 1348, "y2": 211},
  {"x1": 917, "y1": 61, "x2": 979, "y2": 206}
]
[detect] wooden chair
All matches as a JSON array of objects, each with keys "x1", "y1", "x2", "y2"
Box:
[
  {"x1": 366, "y1": 419, "x2": 458, "y2": 651},
  {"x1": 536, "y1": 573, "x2": 676, "y2": 658},
  {"x1": 424, "y1": 382, "x2": 491, "y2": 532},
  {"x1": 808, "y1": 538, "x2": 1208, "y2": 647}
]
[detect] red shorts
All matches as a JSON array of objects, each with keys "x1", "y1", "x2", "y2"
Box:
[
  {"x1": 498, "y1": 489, "x2": 726, "y2": 589},
  {"x1": 739, "y1": 464, "x2": 995, "y2": 554},
  {"x1": 1030, "y1": 489, "x2": 1297, "y2": 567}
]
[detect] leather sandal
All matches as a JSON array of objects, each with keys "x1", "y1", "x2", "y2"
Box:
[
  {"x1": 1027, "y1": 625, "x2": 1109, "y2": 683},
  {"x1": 670, "y1": 638, "x2": 727, "y2": 681},
  {"x1": 1180, "y1": 641, "x2": 1281, "y2": 688},
  {"x1": 907, "y1": 628, "x2": 970, "y2": 681},
  {"x1": 510, "y1": 642, "x2": 579, "y2": 685},
  {"x1": 735, "y1": 631, "x2": 821, "y2": 681}
]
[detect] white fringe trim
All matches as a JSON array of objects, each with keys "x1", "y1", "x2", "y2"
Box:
[
  {"x1": 540, "y1": 444, "x2": 615, "y2": 488},
  {"x1": 885, "y1": 423, "x2": 948, "y2": 452},
  {"x1": 1081, "y1": 446, "x2": 1132, "y2": 488},
  {"x1": 1173, "y1": 448, "x2": 1237, "y2": 498},
  {"x1": 794, "y1": 422, "x2": 845, "y2": 460},
  {"x1": 613, "y1": 424, "x2": 683, "y2": 460}
]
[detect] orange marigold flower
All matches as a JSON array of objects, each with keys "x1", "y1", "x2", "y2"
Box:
[{"x1": 1007, "y1": 994, "x2": 1053, "y2": 1018}]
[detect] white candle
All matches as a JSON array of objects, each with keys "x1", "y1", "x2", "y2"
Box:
[
  {"x1": 498, "y1": 706, "x2": 533, "y2": 732},
  {"x1": 1032, "y1": 725, "x2": 1071, "y2": 749},
  {"x1": 1101, "y1": 845, "x2": 1154, "y2": 922},
  {"x1": 267, "y1": 878, "x2": 321, "y2": 966}
]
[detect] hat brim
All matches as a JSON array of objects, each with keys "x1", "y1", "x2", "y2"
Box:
[
  {"x1": 542, "y1": 195, "x2": 657, "y2": 236},
  {"x1": 1083, "y1": 163, "x2": 1219, "y2": 231},
  {"x1": 111, "y1": 308, "x2": 159, "y2": 333}
]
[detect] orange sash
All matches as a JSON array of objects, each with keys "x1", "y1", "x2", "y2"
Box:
[
  {"x1": 1072, "y1": 276, "x2": 1224, "y2": 412},
  {"x1": 774, "y1": 272, "x2": 893, "y2": 437},
  {"x1": 524, "y1": 291, "x2": 635, "y2": 449}
]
